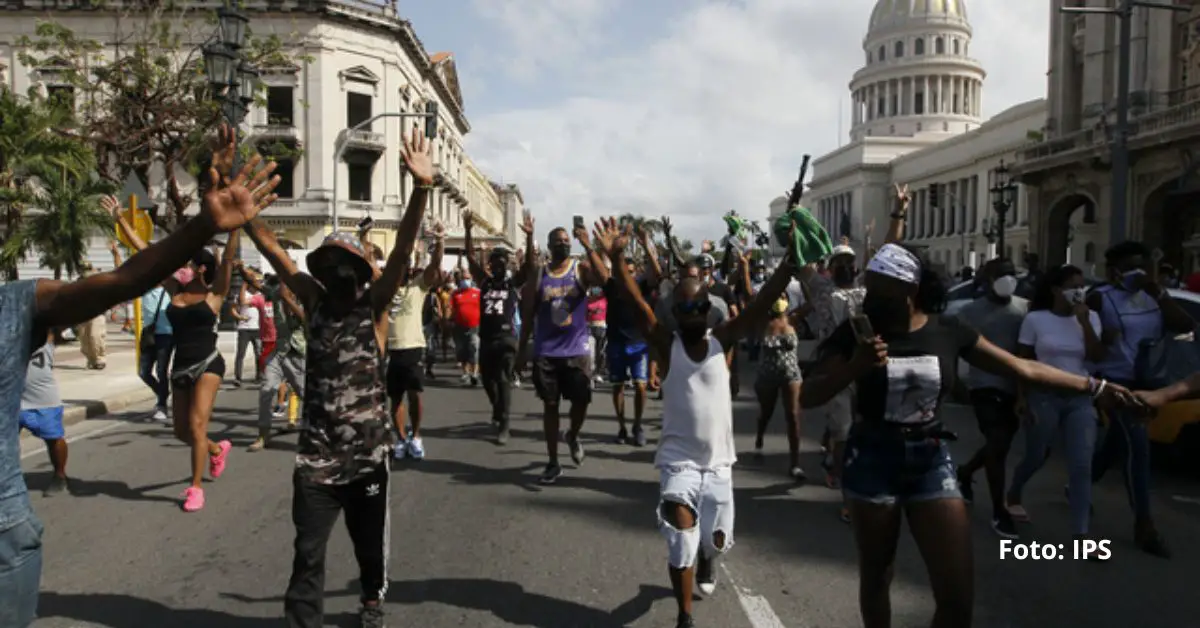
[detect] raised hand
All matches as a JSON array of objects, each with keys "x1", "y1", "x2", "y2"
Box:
[
  {"x1": 463, "y1": 210, "x2": 474, "y2": 230},
  {"x1": 100, "y1": 194, "x2": 121, "y2": 219},
  {"x1": 661, "y1": 216, "x2": 673, "y2": 235},
  {"x1": 893, "y1": 182, "x2": 911, "y2": 208},
  {"x1": 593, "y1": 217, "x2": 629, "y2": 257},
  {"x1": 401, "y1": 128, "x2": 434, "y2": 185},
  {"x1": 429, "y1": 220, "x2": 447, "y2": 239},
  {"x1": 211, "y1": 124, "x2": 237, "y2": 185},
  {"x1": 519, "y1": 211, "x2": 534, "y2": 236},
  {"x1": 202, "y1": 154, "x2": 281, "y2": 233}
]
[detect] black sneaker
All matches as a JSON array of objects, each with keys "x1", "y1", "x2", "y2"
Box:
[
  {"x1": 566, "y1": 432, "x2": 586, "y2": 465},
  {"x1": 538, "y1": 463, "x2": 563, "y2": 485},
  {"x1": 695, "y1": 555, "x2": 717, "y2": 596},
  {"x1": 43, "y1": 476, "x2": 69, "y2": 497},
  {"x1": 991, "y1": 512, "x2": 1019, "y2": 539},
  {"x1": 676, "y1": 612, "x2": 695, "y2": 628},
  {"x1": 359, "y1": 604, "x2": 386, "y2": 628},
  {"x1": 957, "y1": 467, "x2": 974, "y2": 504},
  {"x1": 615, "y1": 428, "x2": 628, "y2": 445},
  {"x1": 632, "y1": 426, "x2": 647, "y2": 447}
]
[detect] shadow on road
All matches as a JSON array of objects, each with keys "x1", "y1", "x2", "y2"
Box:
[
  {"x1": 24, "y1": 471, "x2": 184, "y2": 505},
  {"x1": 37, "y1": 592, "x2": 300, "y2": 627}
]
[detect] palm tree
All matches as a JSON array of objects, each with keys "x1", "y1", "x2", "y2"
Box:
[
  {"x1": 14, "y1": 165, "x2": 115, "y2": 279},
  {"x1": 0, "y1": 87, "x2": 93, "y2": 279}
]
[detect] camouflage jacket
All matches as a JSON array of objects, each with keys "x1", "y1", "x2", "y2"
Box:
[{"x1": 295, "y1": 292, "x2": 392, "y2": 485}]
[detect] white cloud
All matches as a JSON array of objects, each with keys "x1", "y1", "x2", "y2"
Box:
[{"x1": 466, "y1": 0, "x2": 1049, "y2": 244}]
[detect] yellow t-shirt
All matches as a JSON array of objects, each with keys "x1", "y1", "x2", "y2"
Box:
[{"x1": 387, "y1": 275, "x2": 429, "y2": 350}]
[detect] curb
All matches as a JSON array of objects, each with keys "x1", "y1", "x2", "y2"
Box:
[{"x1": 61, "y1": 387, "x2": 159, "y2": 429}]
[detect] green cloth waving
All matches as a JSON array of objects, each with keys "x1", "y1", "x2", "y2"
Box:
[{"x1": 773, "y1": 206, "x2": 833, "y2": 265}]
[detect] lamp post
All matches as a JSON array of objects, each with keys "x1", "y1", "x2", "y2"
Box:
[
  {"x1": 981, "y1": 217, "x2": 999, "y2": 261},
  {"x1": 202, "y1": 3, "x2": 258, "y2": 148},
  {"x1": 989, "y1": 160, "x2": 1018, "y2": 261},
  {"x1": 1059, "y1": 1, "x2": 1187, "y2": 242}
]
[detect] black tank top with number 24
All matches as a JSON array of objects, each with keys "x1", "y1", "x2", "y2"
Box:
[{"x1": 479, "y1": 276, "x2": 519, "y2": 344}]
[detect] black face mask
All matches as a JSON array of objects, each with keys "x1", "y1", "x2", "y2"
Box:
[
  {"x1": 550, "y1": 243, "x2": 571, "y2": 261},
  {"x1": 678, "y1": 319, "x2": 708, "y2": 345},
  {"x1": 316, "y1": 265, "x2": 362, "y2": 301},
  {"x1": 833, "y1": 265, "x2": 857, "y2": 285},
  {"x1": 861, "y1": 291, "x2": 910, "y2": 335}
]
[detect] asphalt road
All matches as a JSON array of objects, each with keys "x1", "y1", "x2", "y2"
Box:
[{"x1": 20, "y1": 364, "x2": 1200, "y2": 628}]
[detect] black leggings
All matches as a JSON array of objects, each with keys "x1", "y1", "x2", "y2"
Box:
[{"x1": 480, "y1": 342, "x2": 516, "y2": 426}]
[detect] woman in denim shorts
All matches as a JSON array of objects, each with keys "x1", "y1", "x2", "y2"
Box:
[{"x1": 802, "y1": 240, "x2": 1142, "y2": 628}]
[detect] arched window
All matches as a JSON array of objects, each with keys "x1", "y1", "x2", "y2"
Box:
[
  {"x1": 879, "y1": 45, "x2": 886, "y2": 60},
  {"x1": 915, "y1": 38, "x2": 925, "y2": 55},
  {"x1": 935, "y1": 37, "x2": 945, "y2": 54},
  {"x1": 867, "y1": 51, "x2": 873, "y2": 64},
  {"x1": 895, "y1": 41, "x2": 905, "y2": 57},
  {"x1": 953, "y1": 39, "x2": 960, "y2": 55}
]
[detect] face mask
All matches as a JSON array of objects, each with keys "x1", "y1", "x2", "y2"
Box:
[
  {"x1": 1121, "y1": 268, "x2": 1145, "y2": 290},
  {"x1": 991, "y1": 275, "x2": 1018, "y2": 298},
  {"x1": 833, "y1": 265, "x2": 857, "y2": 286},
  {"x1": 1062, "y1": 287, "x2": 1087, "y2": 305},
  {"x1": 550, "y1": 243, "x2": 571, "y2": 261},
  {"x1": 862, "y1": 291, "x2": 911, "y2": 335},
  {"x1": 678, "y1": 319, "x2": 708, "y2": 344},
  {"x1": 317, "y1": 265, "x2": 362, "y2": 301},
  {"x1": 459, "y1": 280, "x2": 473, "y2": 290}
]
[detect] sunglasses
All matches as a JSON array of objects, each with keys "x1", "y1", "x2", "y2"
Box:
[{"x1": 674, "y1": 299, "x2": 712, "y2": 315}]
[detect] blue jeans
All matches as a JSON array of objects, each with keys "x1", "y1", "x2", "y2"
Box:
[
  {"x1": 1092, "y1": 390, "x2": 1153, "y2": 520},
  {"x1": 139, "y1": 334, "x2": 174, "y2": 408},
  {"x1": 1008, "y1": 391, "x2": 1097, "y2": 534},
  {"x1": 0, "y1": 513, "x2": 44, "y2": 628},
  {"x1": 841, "y1": 424, "x2": 961, "y2": 506}
]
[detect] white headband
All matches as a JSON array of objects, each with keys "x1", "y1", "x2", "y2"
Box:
[{"x1": 866, "y1": 243, "x2": 920, "y2": 284}]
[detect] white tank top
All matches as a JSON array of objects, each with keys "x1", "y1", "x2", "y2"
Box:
[{"x1": 654, "y1": 333, "x2": 737, "y2": 470}]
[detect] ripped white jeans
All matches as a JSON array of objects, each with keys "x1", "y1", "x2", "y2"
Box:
[{"x1": 657, "y1": 465, "x2": 735, "y2": 569}]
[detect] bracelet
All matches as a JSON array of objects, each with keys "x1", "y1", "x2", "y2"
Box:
[
  {"x1": 1090, "y1": 378, "x2": 1107, "y2": 398},
  {"x1": 890, "y1": 212, "x2": 907, "y2": 220}
]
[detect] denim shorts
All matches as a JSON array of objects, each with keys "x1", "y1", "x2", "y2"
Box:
[
  {"x1": 607, "y1": 341, "x2": 649, "y2": 383},
  {"x1": 841, "y1": 424, "x2": 962, "y2": 506},
  {"x1": 0, "y1": 512, "x2": 44, "y2": 628}
]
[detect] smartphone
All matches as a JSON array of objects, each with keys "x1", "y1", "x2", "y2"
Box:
[
  {"x1": 358, "y1": 215, "x2": 374, "y2": 231},
  {"x1": 573, "y1": 215, "x2": 585, "y2": 231},
  {"x1": 850, "y1": 314, "x2": 875, "y2": 343}
]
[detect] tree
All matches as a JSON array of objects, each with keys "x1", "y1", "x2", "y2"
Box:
[
  {"x1": 18, "y1": 5, "x2": 305, "y2": 228},
  {"x1": 15, "y1": 165, "x2": 116, "y2": 280},
  {"x1": 0, "y1": 87, "x2": 94, "y2": 279}
]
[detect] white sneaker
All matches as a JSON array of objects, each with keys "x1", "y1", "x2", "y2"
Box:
[
  {"x1": 392, "y1": 442, "x2": 408, "y2": 460},
  {"x1": 513, "y1": 376, "x2": 521, "y2": 389},
  {"x1": 460, "y1": 373, "x2": 471, "y2": 385},
  {"x1": 152, "y1": 407, "x2": 168, "y2": 422},
  {"x1": 407, "y1": 437, "x2": 426, "y2": 460}
]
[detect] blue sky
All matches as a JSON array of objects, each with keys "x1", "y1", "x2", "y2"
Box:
[{"x1": 401, "y1": 0, "x2": 1050, "y2": 244}]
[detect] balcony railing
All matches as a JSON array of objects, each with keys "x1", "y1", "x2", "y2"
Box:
[
  {"x1": 251, "y1": 123, "x2": 298, "y2": 142},
  {"x1": 342, "y1": 129, "x2": 386, "y2": 152}
]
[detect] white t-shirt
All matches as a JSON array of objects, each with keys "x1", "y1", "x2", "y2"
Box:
[
  {"x1": 785, "y1": 279, "x2": 805, "y2": 311},
  {"x1": 1017, "y1": 310, "x2": 1101, "y2": 376},
  {"x1": 237, "y1": 292, "x2": 261, "y2": 331}
]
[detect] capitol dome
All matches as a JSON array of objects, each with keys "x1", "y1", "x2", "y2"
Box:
[{"x1": 846, "y1": 0, "x2": 984, "y2": 141}]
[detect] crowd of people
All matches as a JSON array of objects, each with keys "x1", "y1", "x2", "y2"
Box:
[{"x1": 3, "y1": 125, "x2": 1199, "y2": 628}]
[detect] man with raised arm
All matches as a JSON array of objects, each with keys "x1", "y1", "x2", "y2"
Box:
[
  {"x1": 0, "y1": 125, "x2": 281, "y2": 628},
  {"x1": 243, "y1": 129, "x2": 432, "y2": 628},
  {"x1": 593, "y1": 217, "x2": 798, "y2": 628}
]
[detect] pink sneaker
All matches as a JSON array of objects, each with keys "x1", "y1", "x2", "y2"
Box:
[
  {"x1": 182, "y1": 487, "x2": 205, "y2": 512},
  {"x1": 209, "y1": 440, "x2": 232, "y2": 479}
]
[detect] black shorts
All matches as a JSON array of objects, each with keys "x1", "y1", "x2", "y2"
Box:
[
  {"x1": 387, "y1": 348, "x2": 425, "y2": 398},
  {"x1": 969, "y1": 388, "x2": 1018, "y2": 433},
  {"x1": 532, "y1": 355, "x2": 592, "y2": 405},
  {"x1": 170, "y1": 353, "x2": 225, "y2": 386}
]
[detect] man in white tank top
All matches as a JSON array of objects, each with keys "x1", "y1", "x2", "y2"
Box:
[{"x1": 594, "y1": 218, "x2": 799, "y2": 628}]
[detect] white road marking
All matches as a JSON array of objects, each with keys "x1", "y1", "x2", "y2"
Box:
[
  {"x1": 1171, "y1": 494, "x2": 1200, "y2": 506},
  {"x1": 20, "y1": 420, "x2": 127, "y2": 460},
  {"x1": 722, "y1": 562, "x2": 790, "y2": 628}
]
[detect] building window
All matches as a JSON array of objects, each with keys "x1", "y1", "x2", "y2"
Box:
[
  {"x1": 878, "y1": 45, "x2": 886, "y2": 61},
  {"x1": 878, "y1": 97, "x2": 885, "y2": 116},
  {"x1": 348, "y1": 163, "x2": 372, "y2": 201},
  {"x1": 953, "y1": 39, "x2": 960, "y2": 55},
  {"x1": 867, "y1": 51, "x2": 873, "y2": 64},
  {"x1": 266, "y1": 86, "x2": 294, "y2": 126},
  {"x1": 915, "y1": 38, "x2": 925, "y2": 55},
  {"x1": 273, "y1": 159, "x2": 296, "y2": 199},
  {"x1": 347, "y1": 92, "x2": 372, "y2": 129},
  {"x1": 1083, "y1": 203, "x2": 1096, "y2": 223},
  {"x1": 890, "y1": 94, "x2": 898, "y2": 115},
  {"x1": 935, "y1": 37, "x2": 945, "y2": 54},
  {"x1": 46, "y1": 85, "x2": 74, "y2": 112},
  {"x1": 915, "y1": 93, "x2": 925, "y2": 114},
  {"x1": 895, "y1": 41, "x2": 905, "y2": 58}
]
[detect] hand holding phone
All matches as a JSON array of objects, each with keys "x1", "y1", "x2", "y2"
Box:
[{"x1": 573, "y1": 215, "x2": 585, "y2": 231}]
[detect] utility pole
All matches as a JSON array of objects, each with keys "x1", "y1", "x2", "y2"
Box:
[{"x1": 1060, "y1": 0, "x2": 1187, "y2": 243}]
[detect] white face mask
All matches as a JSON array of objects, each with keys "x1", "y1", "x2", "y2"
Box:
[
  {"x1": 1062, "y1": 287, "x2": 1087, "y2": 305},
  {"x1": 991, "y1": 275, "x2": 1018, "y2": 298}
]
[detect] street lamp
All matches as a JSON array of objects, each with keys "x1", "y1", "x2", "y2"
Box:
[
  {"x1": 202, "y1": 2, "x2": 256, "y2": 128},
  {"x1": 1059, "y1": 1, "x2": 1187, "y2": 242},
  {"x1": 989, "y1": 160, "x2": 1018, "y2": 261}
]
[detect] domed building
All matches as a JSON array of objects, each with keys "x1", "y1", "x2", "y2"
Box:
[{"x1": 803, "y1": 0, "x2": 1063, "y2": 277}]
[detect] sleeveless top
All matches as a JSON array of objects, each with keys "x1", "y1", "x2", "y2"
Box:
[
  {"x1": 0, "y1": 280, "x2": 38, "y2": 528},
  {"x1": 534, "y1": 259, "x2": 589, "y2": 358},
  {"x1": 166, "y1": 300, "x2": 220, "y2": 371},
  {"x1": 1091, "y1": 284, "x2": 1163, "y2": 381},
  {"x1": 296, "y1": 292, "x2": 392, "y2": 485},
  {"x1": 22, "y1": 342, "x2": 60, "y2": 410},
  {"x1": 758, "y1": 332, "x2": 802, "y2": 382},
  {"x1": 655, "y1": 333, "x2": 737, "y2": 470},
  {"x1": 479, "y1": 275, "x2": 519, "y2": 344}
]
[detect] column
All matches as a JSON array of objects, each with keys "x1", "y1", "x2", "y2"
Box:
[
  {"x1": 910, "y1": 77, "x2": 917, "y2": 115},
  {"x1": 922, "y1": 75, "x2": 929, "y2": 114},
  {"x1": 884, "y1": 80, "x2": 891, "y2": 117},
  {"x1": 935, "y1": 75, "x2": 943, "y2": 113}
]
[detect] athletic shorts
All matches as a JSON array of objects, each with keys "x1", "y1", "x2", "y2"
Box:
[
  {"x1": 455, "y1": 326, "x2": 480, "y2": 364},
  {"x1": 532, "y1": 355, "x2": 592, "y2": 405},
  {"x1": 19, "y1": 406, "x2": 65, "y2": 440},
  {"x1": 607, "y1": 341, "x2": 649, "y2": 384},
  {"x1": 969, "y1": 388, "x2": 1019, "y2": 434},
  {"x1": 387, "y1": 348, "x2": 425, "y2": 397}
]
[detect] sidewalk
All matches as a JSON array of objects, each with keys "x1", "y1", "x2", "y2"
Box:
[{"x1": 36, "y1": 322, "x2": 238, "y2": 434}]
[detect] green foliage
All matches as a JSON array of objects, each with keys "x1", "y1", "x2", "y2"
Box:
[
  {"x1": 0, "y1": 88, "x2": 95, "y2": 279},
  {"x1": 14, "y1": 170, "x2": 117, "y2": 279},
  {"x1": 17, "y1": 5, "x2": 310, "y2": 228}
]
